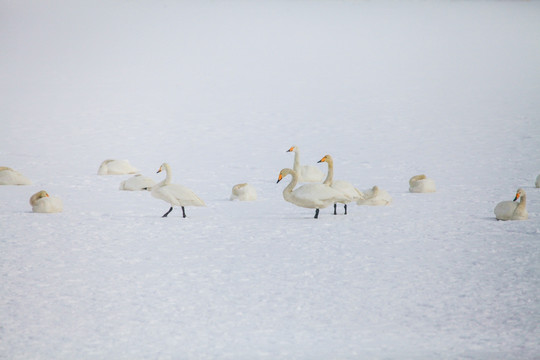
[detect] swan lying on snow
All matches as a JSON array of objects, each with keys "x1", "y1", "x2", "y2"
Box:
[
  {"x1": 0, "y1": 167, "x2": 32, "y2": 185},
  {"x1": 494, "y1": 188, "x2": 528, "y2": 221},
  {"x1": 119, "y1": 174, "x2": 156, "y2": 191},
  {"x1": 536, "y1": 174, "x2": 540, "y2": 188},
  {"x1": 151, "y1": 163, "x2": 205, "y2": 218},
  {"x1": 318, "y1": 154, "x2": 362, "y2": 215},
  {"x1": 356, "y1": 185, "x2": 392, "y2": 206},
  {"x1": 97, "y1": 159, "x2": 139, "y2": 175},
  {"x1": 277, "y1": 168, "x2": 351, "y2": 219},
  {"x1": 286, "y1": 145, "x2": 325, "y2": 183},
  {"x1": 230, "y1": 183, "x2": 257, "y2": 201},
  {"x1": 29, "y1": 190, "x2": 63, "y2": 213},
  {"x1": 409, "y1": 174, "x2": 436, "y2": 193}
]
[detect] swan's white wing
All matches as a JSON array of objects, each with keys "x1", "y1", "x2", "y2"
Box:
[
  {"x1": 0, "y1": 169, "x2": 32, "y2": 185},
  {"x1": 152, "y1": 184, "x2": 205, "y2": 206},
  {"x1": 494, "y1": 201, "x2": 518, "y2": 220},
  {"x1": 332, "y1": 180, "x2": 361, "y2": 201},
  {"x1": 298, "y1": 165, "x2": 325, "y2": 182},
  {"x1": 294, "y1": 184, "x2": 350, "y2": 207},
  {"x1": 32, "y1": 197, "x2": 63, "y2": 213}
]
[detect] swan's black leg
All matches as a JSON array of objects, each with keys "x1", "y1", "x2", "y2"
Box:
[
  {"x1": 162, "y1": 206, "x2": 173, "y2": 217},
  {"x1": 314, "y1": 209, "x2": 319, "y2": 219},
  {"x1": 181, "y1": 206, "x2": 186, "y2": 218},
  {"x1": 344, "y1": 204, "x2": 348, "y2": 215},
  {"x1": 333, "y1": 203, "x2": 337, "y2": 215}
]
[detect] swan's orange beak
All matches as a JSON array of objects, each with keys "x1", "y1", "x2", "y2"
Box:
[
  {"x1": 318, "y1": 156, "x2": 327, "y2": 163},
  {"x1": 157, "y1": 166, "x2": 162, "y2": 174},
  {"x1": 286, "y1": 146, "x2": 294, "y2": 152},
  {"x1": 277, "y1": 173, "x2": 283, "y2": 183},
  {"x1": 45, "y1": 193, "x2": 49, "y2": 197},
  {"x1": 513, "y1": 193, "x2": 520, "y2": 201}
]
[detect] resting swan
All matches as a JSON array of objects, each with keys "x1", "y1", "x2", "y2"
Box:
[
  {"x1": 230, "y1": 183, "x2": 257, "y2": 201},
  {"x1": 286, "y1": 146, "x2": 325, "y2": 183},
  {"x1": 356, "y1": 185, "x2": 393, "y2": 206},
  {"x1": 97, "y1": 159, "x2": 139, "y2": 175},
  {"x1": 29, "y1": 190, "x2": 63, "y2": 213},
  {"x1": 494, "y1": 188, "x2": 528, "y2": 221},
  {"x1": 0, "y1": 167, "x2": 32, "y2": 185},
  {"x1": 119, "y1": 174, "x2": 156, "y2": 191},
  {"x1": 277, "y1": 168, "x2": 351, "y2": 219},
  {"x1": 409, "y1": 174, "x2": 436, "y2": 193},
  {"x1": 318, "y1": 154, "x2": 362, "y2": 215},
  {"x1": 151, "y1": 163, "x2": 205, "y2": 218}
]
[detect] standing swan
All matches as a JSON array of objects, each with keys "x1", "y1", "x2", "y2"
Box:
[
  {"x1": 151, "y1": 163, "x2": 205, "y2": 218},
  {"x1": 29, "y1": 190, "x2": 63, "y2": 213},
  {"x1": 277, "y1": 168, "x2": 351, "y2": 219},
  {"x1": 0, "y1": 167, "x2": 32, "y2": 185},
  {"x1": 318, "y1": 154, "x2": 362, "y2": 215},
  {"x1": 409, "y1": 174, "x2": 436, "y2": 193},
  {"x1": 98, "y1": 159, "x2": 139, "y2": 175},
  {"x1": 286, "y1": 146, "x2": 325, "y2": 183},
  {"x1": 494, "y1": 188, "x2": 528, "y2": 221}
]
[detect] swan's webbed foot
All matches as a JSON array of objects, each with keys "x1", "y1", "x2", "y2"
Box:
[
  {"x1": 162, "y1": 206, "x2": 173, "y2": 217},
  {"x1": 181, "y1": 206, "x2": 186, "y2": 218},
  {"x1": 314, "y1": 209, "x2": 319, "y2": 219},
  {"x1": 333, "y1": 203, "x2": 337, "y2": 215}
]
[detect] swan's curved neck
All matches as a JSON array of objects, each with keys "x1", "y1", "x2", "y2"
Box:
[
  {"x1": 323, "y1": 157, "x2": 334, "y2": 185},
  {"x1": 292, "y1": 150, "x2": 300, "y2": 172},
  {"x1": 517, "y1": 193, "x2": 527, "y2": 208},
  {"x1": 160, "y1": 164, "x2": 172, "y2": 185},
  {"x1": 282, "y1": 170, "x2": 299, "y2": 201}
]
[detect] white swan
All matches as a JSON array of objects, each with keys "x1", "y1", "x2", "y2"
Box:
[
  {"x1": 277, "y1": 168, "x2": 351, "y2": 219},
  {"x1": 230, "y1": 183, "x2": 257, "y2": 201},
  {"x1": 356, "y1": 185, "x2": 393, "y2": 206},
  {"x1": 0, "y1": 167, "x2": 32, "y2": 185},
  {"x1": 494, "y1": 188, "x2": 528, "y2": 221},
  {"x1": 97, "y1": 159, "x2": 139, "y2": 175},
  {"x1": 409, "y1": 174, "x2": 436, "y2": 193},
  {"x1": 535, "y1": 174, "x2": 540, "y2": 188},
  {"x1": 318, "y1": 154, "x2": 362, "y2": 215},
  {"x1": 151, "y1": 163, "x2": 205, "y2": 218},
  {"x1": 119, "y1": 174, "x2": 156, "y2": 191},
  {"x1": 286, "y1": 145, "x2": 325, "y2": 183},
  {"x1": 29, "y1": 190, "x2": 63, "y2": 213}
]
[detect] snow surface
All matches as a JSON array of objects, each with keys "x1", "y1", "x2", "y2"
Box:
[{"x1": 1, "y1": 0, "x2": 540, "y2": 358}]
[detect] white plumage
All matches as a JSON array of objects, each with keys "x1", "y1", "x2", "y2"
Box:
[
  {"x1": 356, "y1": 185, "x2": 393, "y2": 206},
  {"x1": 277, "y1": 168, "x2": 351, "y2": 219},
  {"x1": 119, "y1": 174, "x2": 156, "y2": 191},
  {"x1": 151, "y1": 163, "x2": 205, "y2": 218},
  {"x1": 494, "y1": 188, "x2": 528, "y2": 221},
  {"x1": 409, "y1": 174, "x2": 436, "y2": 193},
  {"x1": 286, "y1": 145, "x2": 325, "y2": 183},
  {"x1": 0, "y1": 167, "x2": 32, "y2": 185},
  {"x1": 29, "y1": 190, "x2": 63, "y2": 213},
  {"x1": 318, "y1": 154, "x2": 362, "y2": 215},
  {"x1": 97, "y1": 159, "x2": 139, "y2": 175},
  {"x1": 230, "y1": 183, "x2": 257, "y2": 201}
]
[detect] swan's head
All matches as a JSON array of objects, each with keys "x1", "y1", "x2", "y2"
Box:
[
  {"x1": 157, "y1": 163, "x2": 169, "y2": 174},
  {"x1": 286, "y1": 146, "x2": 297, "y2": 153},
  {"x1": 277, "y1": 168, "x2": 294, "y2": 183},
  {"x1": 318, "y1": 154, "x2": 332, "y2": 163},
  {"x1": 513, "y1": 188, "x2": 526, "y2": 201},
  {"x1": 37, "y1": 190, "x2": 49, "y2": 199}
]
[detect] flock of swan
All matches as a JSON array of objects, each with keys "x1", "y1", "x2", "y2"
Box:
[{"x1": 0, "y1": 146, "x2": 537, "y2": 220}]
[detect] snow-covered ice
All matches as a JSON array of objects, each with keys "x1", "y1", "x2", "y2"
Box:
[{"x1": 1, "y1": 0, "x2": 540, "y2": 358}]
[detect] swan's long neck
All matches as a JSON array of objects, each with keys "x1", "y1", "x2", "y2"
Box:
[
  {"x1": 323, "y1": 157, "x2": 334, "y2": 185},
  {"x1": 282, "y1": 169, "x2": 299, "y2": 202},
  {"x1": 160, "y1": 164, "x2": 172, "y2": 186},
  {"x1": 517, "y1": 193, "x2": 527, "y2": 210},
  {"x1": 292, "y1": 150, "x2": 300, "y2": 172}
]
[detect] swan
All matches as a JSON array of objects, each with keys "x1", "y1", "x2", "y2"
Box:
[
  {"x1": 230, "y1": 183, "x2": 257, "y2": 201},
  {"x1": 286, "y1": 145, "x2": 325, "y2": 182},
  {"x1": 277, "y1": 168, "x2": 351, "y2": 219},
  {"x1": 29, "y1": 190, "x2": 63, "y2": 213},
  {"x1": 151, "y1": 163, "x2": 205, "y2": 218},
  {"x1": 356, "y1": 185, "x2": 393, "y2": 206},
  {"x1": 0, "y1": 167, "x2": 32, "y2": 185},
  {"x1": 317, "y1": 154, "x2": 362, "y2": 215},
  {"x1": 119, "y1": 174, "x2": 156, "y2": 191},
  {"x1": 97, "y1": 159, "x2": 139, "y2": 175},
  {"x1": 409, "y1": 174, "x2": 436, "y2": 193},
  {"x1": 494, "y1": 188, "x2": 528, "y2": 221},
  {"x1": 535, "y1": 174, "x2": 540, "y2": 188}
]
